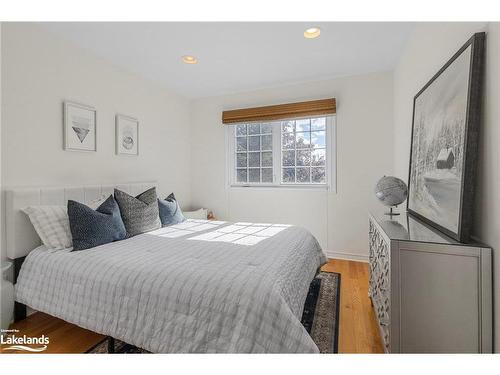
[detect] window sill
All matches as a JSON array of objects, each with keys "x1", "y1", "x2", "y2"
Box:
[{"x1": 228, "y1": 184, "x2": 331, "y2": 192}]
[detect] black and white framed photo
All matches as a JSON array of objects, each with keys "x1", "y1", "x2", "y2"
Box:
[
  {"x1": 115, "y1": 114, "x2": 139, "y2": 156},
  {"x1": 407, "y1": 32, "x2": 485, "y2": 242},
  {"x1": 63, "y1": 101, "x2": 97, "y2": 152}
]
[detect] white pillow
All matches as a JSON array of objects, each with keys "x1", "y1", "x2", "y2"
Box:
[
  {"x1": 22, "y1": 206, "x2": 72, "y2": 250},
  {"x1": 183, "y1": 208, "x2": 208, "y2": 220}
]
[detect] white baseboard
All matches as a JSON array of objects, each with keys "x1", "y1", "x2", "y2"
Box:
[{"x1": 325, "y1": 251, "x2": 369, "y2": 263}]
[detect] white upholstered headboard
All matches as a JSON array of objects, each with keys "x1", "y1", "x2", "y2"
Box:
[{"x1": 5, "y1": 182, "x2": 156, "y2": 259}]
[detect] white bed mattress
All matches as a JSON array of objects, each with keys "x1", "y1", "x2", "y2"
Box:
[{"x1": 15, "y1": 219, "x2": 327, "y2": 353}]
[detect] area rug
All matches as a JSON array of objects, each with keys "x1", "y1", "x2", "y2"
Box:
[
  {"x1": 88, "y1": 271, "x2": 340, "y2": 354},
  {"x1": 301, "y1": 271, "x2": 341, "y2": 353}
]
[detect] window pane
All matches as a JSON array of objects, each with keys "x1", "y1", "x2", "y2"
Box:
[
  {"x1": 311, "y1": 117, "x2": 326, "y2": 131},
  {"x1": 262, "y1": 151, "x2": 273, "y2": 167},
  {"x1": 282, "y1": 150, "x2": 295, "y2": 166},
  {"x1": 282, "y1": 132, "x2": 295, "y2": 149},
  {"x1": 296, "y1": 167, "x2": 311, "y2": 183},
  {"x1": 237, "y1": 169, "x2": 247, "y2": 183},
  {"x1": 311, "y1": 149, "x2": 326, "y2": 166},
  {"x1": 248, "y1": 124, "x2": 261, "y2": 135},
  {"x1": 248, "y1": 152, "x2": 260, "y2": 167},
  {"x1": 236, "y1": 137, "x2": 247, "y2": 151},
  {"x1": 296, "y1": 119, "x2": 310, "y2": 132},
  {"x1": 282, "y1": 121, "x2": 294, "y2": 133},
  {"x1": 282, "y1": 168, "x2": 295, "y2": 183},
  {"x1": 248, "y1": 136, "x2": 260, "y2": 151},
  {"x1": 311, "y1": 167, "x2": 326, "y2": 183},
  {"x1": 236, "y1": 153, "x2": 247, "y2": 167},
  {"x1": 311, "y1": 131, "x2": 326, "y2": 148},
  {"x1": 296, "y1": 132, "x2": 311, "y2": 149},
  {"x1": 296, "y1": 150, "x2": 311, "y2": 166},
  {"x1": 261, "y1": 135, "x2": 272, "y2": 151},
  {"x1": 236, "y1": 124, "x2": 247, "y2": 136},
  {"x1": 249, "y1": 169, "x2": 260, "y2": 182},
  {"x1": 261, "y1": 123, "x2": 273, "y2": 134},
  {"x1": 262, "y1": 168, "x2": 273, "y2": 183}
]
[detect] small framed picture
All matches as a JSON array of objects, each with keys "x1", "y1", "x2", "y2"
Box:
[
  {"x1": 63, "y1": 101, "x2": 97, "y2": 152},
  {"x1": 116, "y1": 114, "x2": 139, "y2": 156}
]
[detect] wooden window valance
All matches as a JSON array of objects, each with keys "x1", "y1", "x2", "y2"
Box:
[{"x1": 222, "y1": 98, "x2": 336, "y2": 124}]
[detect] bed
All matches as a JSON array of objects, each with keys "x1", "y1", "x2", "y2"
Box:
[{"x1": 7, "y1": 183, "x2": 327, "y2": 353}]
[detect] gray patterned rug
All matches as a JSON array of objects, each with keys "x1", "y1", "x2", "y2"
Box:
[
  {"x1": 88, "y1": 271, "x2": 340, "y2": 354},
  {"x1": 302, "y1": 271, "x2": 341, "y2": 353}
]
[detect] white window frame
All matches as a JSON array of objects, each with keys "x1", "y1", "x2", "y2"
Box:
[{"x1": 225, "y1": 115, "x2": 337, "y2": 192}]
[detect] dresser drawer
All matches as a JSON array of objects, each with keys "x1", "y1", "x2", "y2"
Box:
[{"x1": 368, "y1": 218, "x2": 391, "y2": 351}]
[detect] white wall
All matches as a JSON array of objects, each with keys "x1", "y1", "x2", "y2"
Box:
[
  {"x1": 0, "y1": 23, "x2": 193, "y2": 260},
  {"x1": 191, "y1": 72, "x2": 394, "y2": 261},
  {"x1": 393, "y1": 22, "x2": 500, "y2": 351},
  {"x1": 0, "y1": 22, "x2": 2, "y2": 263},
  {"x1": 393, "y1": 22, "x2": 488, "y2": 177}
]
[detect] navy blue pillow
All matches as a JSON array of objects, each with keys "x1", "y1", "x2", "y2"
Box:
[
  {"x1": 68, "y1": 195, "x2": 127, "y2": 251},
  {"x1": 158, "y1": 193, "x2": 185, "y2": 226}
]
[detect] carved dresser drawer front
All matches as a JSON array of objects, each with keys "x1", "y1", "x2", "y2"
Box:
[{"x1": 368, "y1": 218, "x2": 391, "y2": 351}]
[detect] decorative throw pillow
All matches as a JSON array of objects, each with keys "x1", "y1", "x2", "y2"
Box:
[
  {"x1": 183, "y1": 208, "x2": 209, "y2": 220},
  {"x1": 22, "y1": 206, "x2": 73, "y2": 250},
  {"x1": 114, "y1": 187, "x2": 161, "y2": 237},
  {"x1": 158, "y1": 193, "x2": 186, "y2": 226},
  {"x1": 68, "y1": 195, "x2": 127, "y2": 251},
  {"x1": 87, "y1": 194, "x2": 109, "y2": 210}
]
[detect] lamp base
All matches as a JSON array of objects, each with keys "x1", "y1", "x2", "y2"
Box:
[{"x1": 384, "y1": 207, "x2": 400, "y2": 216}]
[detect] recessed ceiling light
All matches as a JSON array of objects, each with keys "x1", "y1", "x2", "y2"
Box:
[
  {"x1": 304, "y1": 27, "x2": 321, "y2": 39},
  {"x1": 182, "y1": 55, "x2": 198, "y2": 64}
]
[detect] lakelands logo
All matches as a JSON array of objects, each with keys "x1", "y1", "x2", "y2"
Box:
[{"x1": 1, "y1": 329, "x2": 49, "y2": 352}]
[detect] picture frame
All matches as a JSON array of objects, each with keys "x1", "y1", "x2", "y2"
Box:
[
  {"x1": 63, "y1": 101, "x2": 97, "y2": 152},
  {"x1": 115, "y1": 114, "x2": 139, "y2": 156},
  {"x1": 407, "y1": 32, "x2": 485, "y2": 242}
]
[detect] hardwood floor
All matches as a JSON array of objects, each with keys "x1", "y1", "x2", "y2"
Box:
[
  {"x1": 322, "y1": 259, "x2": 384, "y2": 353},
  {"x1": 1, "y1": 259, "x2": 382, "y2": 354},
  {"x1": 1, "y1": 312, "x2": 106, "y2": 354}
]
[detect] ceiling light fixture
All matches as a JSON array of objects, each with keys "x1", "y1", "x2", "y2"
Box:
[
  {"x1": 182, "y1": 55, "x2": 198, "y2": 64},
  {"x1": 303, "y1": 27, "x2": 321, "y2": 39}
]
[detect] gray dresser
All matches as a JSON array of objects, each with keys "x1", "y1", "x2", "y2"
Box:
[{"x1": 368, "y1": 211, "x2": 492, "y2": 353}]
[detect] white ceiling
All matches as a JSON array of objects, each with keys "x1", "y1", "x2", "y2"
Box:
[{"x1": 40, "y1": 22, "x2": 414, "y2": 99}]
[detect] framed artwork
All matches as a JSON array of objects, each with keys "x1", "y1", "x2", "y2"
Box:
[
  {"x1": 407, "y1": 32, "x2": 485, "y2": 242},
  {"x1": 63, "y1": 101, "x2": 97, "y2": 152},
  {"x1": 116, "y1": 114, "x2": 139, "y2": 156}
]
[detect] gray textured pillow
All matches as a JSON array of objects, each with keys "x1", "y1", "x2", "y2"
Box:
[{"x1": 114, "y1": 187, "x2": 161, "y2": 237}]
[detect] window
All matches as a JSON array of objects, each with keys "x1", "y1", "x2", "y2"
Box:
[
  {"x1": 234, "y1": 123, "x2": 274, "y2": 184},
  {"x1": 227, "y1": 116, "x2": 335, "y2": 188},
  {"x1": 281, "y1": 117, "x2": 327, "y2": 184}
]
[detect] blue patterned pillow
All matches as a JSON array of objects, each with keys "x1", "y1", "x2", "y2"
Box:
[
  {"x1": 158, "y1": 193, "x2": 186, "y2": 226},
  {"x1": 68, "y1": 195, "x2": 126, "y2": 251}
]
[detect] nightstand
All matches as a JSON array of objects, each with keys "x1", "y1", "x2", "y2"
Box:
[{"x1": 1, "y1": 262, "x2": 14, "y2": 331}]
